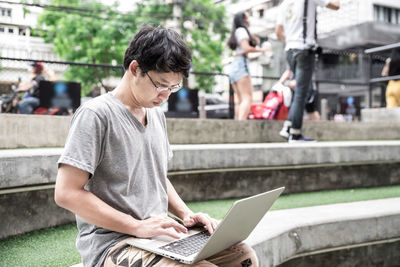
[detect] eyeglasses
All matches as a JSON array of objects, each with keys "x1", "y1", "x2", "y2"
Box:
[{"x1": 145, "y1": 72, "x2": 182, "y2": 94}]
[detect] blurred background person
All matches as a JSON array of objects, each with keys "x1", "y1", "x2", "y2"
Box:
[
  {"x1": 345, "y1": 96, "x2": 357, "y2": 121},
  {"x1": 382, "y1": 48, "x2": 400, "y2": 108},
  {"x1": 276, "y1": 0, "x2": 339, "y2": 142},
  {"x1": 275, "y1": 69, "x2": 321, "y2": 121},
  {"x1": 227, "y1": 11, "x2": 271, "y2": 120},
  {"x1": 16, "y1": 62, "x2": 54, "y2": 114}
]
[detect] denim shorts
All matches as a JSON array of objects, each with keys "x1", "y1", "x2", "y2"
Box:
[{"x1": 229, "y1": 56, "x2": 250, "y2": 84}]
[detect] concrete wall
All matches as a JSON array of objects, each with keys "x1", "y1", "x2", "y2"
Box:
[
  {"x1": 1, "y1": 114, "x2": 400, "y2": 149},
  {"x1": 361, "y1": 107, "x2": 400, "y2": 123},
  {"x1": 170, "y1": 162, "x2": 400, "y2": 201},
  {"x1": 0, "y1": 148, "x2": 61, "y2": 188},
  {"x1": 1, "y1": 141, "x2": 400, "y2": 238},
  {"x1": 0, "y1": 114, "x2": 69, "y2": 149},
  {"x1": 167, "y1": 119, "x2": 400, "y2": 144},
  {"x1": 0, "y1": 186, "x2": 75, "y2": 239},
  {"x1": 279, "y1": 240, "x2": 400, "y2": 267},
  {"x1": 2, "y1": 141, "x2": 400, "y2": 191},
  {"x1": 1, "y1": 113, "x2": 399, "y2": 266}
]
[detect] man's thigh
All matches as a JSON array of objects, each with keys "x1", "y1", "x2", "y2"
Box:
[
  {"x1": 103, "y1": 238, "x2": 163, "y2": 267},
  {"x1": 103, "y1": 238, "x2": 214, "y2": 267},
  {"x1": 206, "y1": 242, "x2": 258, "y2": 267},
  {"x1": 103, "y1": 238, "x2": 257, "y2": 267},
  {"x1": 156, "y1": 242, "x2": 258, "y2": 267}
]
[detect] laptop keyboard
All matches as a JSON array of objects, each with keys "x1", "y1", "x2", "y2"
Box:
[{"x1": 158, "y1": 231, "x2": 211, "y2": 257}]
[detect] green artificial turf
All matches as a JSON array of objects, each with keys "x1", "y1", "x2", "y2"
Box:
[
  {"x1": 1, "y1": 185, "x2": 400, "y2": 267},
  {"x1": 187, "y1": 184, "x2": 400, "y2": 219},
  {"x1": 0, "y1": 223, "x2": 80, "y2": 267}
]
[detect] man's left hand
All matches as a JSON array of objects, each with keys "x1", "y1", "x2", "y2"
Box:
[{"x1": 182, "y1": 212, "x2": 219, "y2": 234}]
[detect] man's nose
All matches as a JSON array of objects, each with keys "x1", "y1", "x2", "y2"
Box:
[{"x1": 159, "y1": 90, "x2": 171, "y2": 100}]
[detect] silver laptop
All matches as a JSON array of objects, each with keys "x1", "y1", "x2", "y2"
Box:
[{"x1": 127, "y1": 187, "x2": 284, "y2": 264}]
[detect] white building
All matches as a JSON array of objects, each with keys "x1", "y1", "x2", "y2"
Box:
[
  {"x1": 221, "y1": 0, "x2": 400, "y2": 41},
  {"x1": 0, "y1": 1, "x2": 62, "y2": 90}
]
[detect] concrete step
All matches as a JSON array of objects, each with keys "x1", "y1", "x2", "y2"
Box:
[
  {"x1": 1, "y1": 141, "x2": 400, "y2": 239},
  {"x1": 68, "y1": 198, "x2": 400, "y2": 267},
  {"x1": 2, "y1": 141, "x2": 400, "y2": 189},
  {"x1": 2, "y1": 114, "x2": 400, "y2": 149},
  {"x1": 0, "y1": 148, "x2": 62, "y2": 189},
  {"x1": 169, "y1": 141, "x2": 400, "y2": 201},
  {"x1": 169, "y1": 141, "x2": 400, "y2": 170},
  {"x1": 0, "y1": 184, "x2": 74, "y2": 239},
  {"x1": 246, "y1": 197, "x2": 400, "y2": 267}
]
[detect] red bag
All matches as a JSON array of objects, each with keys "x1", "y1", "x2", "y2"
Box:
[{"x1": 249, "y1": 90, "x2": 289, "y2": 120}]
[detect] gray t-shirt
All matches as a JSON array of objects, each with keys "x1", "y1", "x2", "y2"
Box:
[{"x1": 58, "y1": 92, "x2": 172, "y2": 267}]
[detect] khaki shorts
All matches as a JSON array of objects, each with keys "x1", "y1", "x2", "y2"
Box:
[{"x1": 102, "y1": 237, "x2": 258, "y2": 267}]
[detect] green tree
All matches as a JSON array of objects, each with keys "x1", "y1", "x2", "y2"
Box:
[
  {"x1": 135, "y1": 0, "x2": 229, "y2": 92},
  {"x1": 36, "y1": 0, "x2": 137, "y2": 96},
  {"x1": 37, "y1": 0, "x2": 229, "y2": 95}
]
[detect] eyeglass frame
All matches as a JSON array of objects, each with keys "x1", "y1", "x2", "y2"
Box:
[{"x1": 144, "y1": 72, "x2": 182, "y2": 94}]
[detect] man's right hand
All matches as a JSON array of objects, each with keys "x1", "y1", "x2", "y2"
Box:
[{"x1": 132, "y1": 215, "x2": 188, "y2": 239}]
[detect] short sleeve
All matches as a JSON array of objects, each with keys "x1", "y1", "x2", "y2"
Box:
[
  {"x1": 159, "y1": 109, "x2": 173, "y2": 161},
  {"x1": 276, "y1": 3, "x2": 285, "y2": 26},
  {"x1": 162, "y1": 117, "x2": 173, "y2": 162},
  {"x1": 58, "y1": 107, "x2": 105, "y2": 175},
  {"x1": 166, "y1": 136, "x2": 173, "y2": 161},
  {"x1": 235, "y1": 27, "x2": 250, "y2": 44}
]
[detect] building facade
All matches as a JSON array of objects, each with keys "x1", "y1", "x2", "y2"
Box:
[
  {"x1": 219, "y1": 0, "x2": 400, "y2": 117},
  {"x1": 0, "y1": 1, "x2": 62, "y2": 93}
]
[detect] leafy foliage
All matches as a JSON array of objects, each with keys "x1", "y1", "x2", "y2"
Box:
[
  {"x1": 135, "y1": 0, "x2": 229, "y2": 92},
  {"x1": 37, "y1": 0, "x2": 136, "y2": 95},
  {"x1": 36, "y1": 0, "x2": 229, "y2": 95}
]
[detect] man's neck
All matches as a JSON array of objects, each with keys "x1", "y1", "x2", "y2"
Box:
[{"x1": 112, "y1": 82, "x2": 147, "y2": 126}]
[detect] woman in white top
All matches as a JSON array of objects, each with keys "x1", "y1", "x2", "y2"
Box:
[{"x1": 227, "y1": 12, "x2": 270, "y2": 120}]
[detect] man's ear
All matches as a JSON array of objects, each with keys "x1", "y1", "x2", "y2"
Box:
[{"x1": 129, "y1": 60, "x2": 140, "y2": 77}]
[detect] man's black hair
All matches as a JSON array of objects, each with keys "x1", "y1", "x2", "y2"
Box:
[{"x1": 124, "y1": 26, "x2": 192, "y2": 77}]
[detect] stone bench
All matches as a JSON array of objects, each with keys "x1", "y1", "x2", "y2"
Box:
[
  {"x1": 247, "y1": 197, "x2": 400, "y2": 266},
  {"x1": 2, "y1": 141, "x2": 400, "y2": 189},
  {"x1": 168, "y1": 141, "x2": 400, "y2": 201},
  {"x1": 69, "y1": 198, "x2": 400, "y2": 267},
  {"x1": 1, "y1": 141, "x2": 400, "y2": 239}
]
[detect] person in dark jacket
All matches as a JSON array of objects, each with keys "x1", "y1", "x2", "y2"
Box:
[{"x1": 16, "y1": 62, "x2": 46, "y2": 114}]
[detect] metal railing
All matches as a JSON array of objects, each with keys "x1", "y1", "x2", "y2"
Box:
[
  {"x1": 0, "y1": 55, "x2": 372, "y2": 119},
  {"x1": 364, "y1": 42, "x2": 400, "y2": 107},
  {"x1": 0, "y1": 56, "x2": 124, "y2": 97},
  {"x1": 1, "y1": 43, "x2": 396, "y2": 118},
  {"x1": 0, "y1": 56, "x2": 282, "y2": 119}
]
